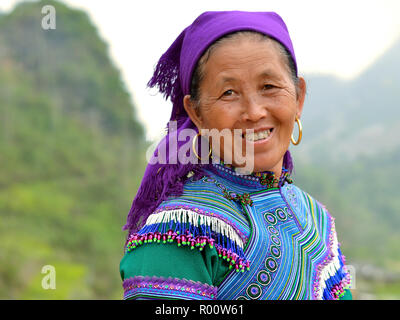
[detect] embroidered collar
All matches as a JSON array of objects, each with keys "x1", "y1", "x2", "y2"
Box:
[{"x1": 206, "y1": 159, "x2": 293, "y2": 189}]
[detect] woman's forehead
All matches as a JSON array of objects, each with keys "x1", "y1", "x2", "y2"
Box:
[
  {"x1": 202, "y1": 39, "x2": 287, "y2": 80},
  {"x1": 215, "y1": 69, "x2": 283, "y2": 84},
  {"x1": 211, "y1": 35, "x2": 279, "y2": 57}
]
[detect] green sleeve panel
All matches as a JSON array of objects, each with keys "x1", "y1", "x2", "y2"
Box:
[
  {"x1": 120, "y1": 244, "x2": 353, "y2": 300},
  {"x1": 120, "y1": 242, "x2": 230, "y2": 287}
]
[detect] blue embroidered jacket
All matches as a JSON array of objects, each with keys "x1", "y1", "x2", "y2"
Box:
[{"x1": 120, "y1": 162, "x2": 352, "y2": 300}]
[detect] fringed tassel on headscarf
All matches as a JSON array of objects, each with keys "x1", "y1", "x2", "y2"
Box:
[
  {"x1": 283, "y1": 149, "x2": 294, "y2": 175},
  {"x1": 147, "y1": 28, "x2": 187, "y2": 121},
  {"x1": 122, "y1": 116, "x2": 212, "y2": 235},
  {"x1": 123, "y1": 26, "x2": 209, "y2": 235}
]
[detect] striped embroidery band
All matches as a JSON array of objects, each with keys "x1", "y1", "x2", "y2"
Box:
[{"x1": 123, "y1": 276, "x2": 217, "y2": 300}]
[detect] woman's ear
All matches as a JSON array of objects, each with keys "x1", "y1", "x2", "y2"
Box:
[
  {"x1": 296, "y1": 77, "x2": 307, "y2": 118},
  {"x1": 183, "y1": 95, "x2": 203, "y2": 130}
]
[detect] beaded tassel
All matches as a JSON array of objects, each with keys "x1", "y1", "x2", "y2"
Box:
[{"x1": 124, "y1": 208, "x2": 250, "y2": 273}]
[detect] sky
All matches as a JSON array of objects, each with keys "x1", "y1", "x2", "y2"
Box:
[{"x1": 1, "y1": 0, "x2": 400, "y2": 141}]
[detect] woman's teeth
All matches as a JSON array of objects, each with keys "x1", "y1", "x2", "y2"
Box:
[{"x1": 244, "y1": 129, "x2": 272, "y2": 142}]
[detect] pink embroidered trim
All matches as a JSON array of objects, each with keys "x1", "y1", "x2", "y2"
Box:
[
  {"x1": 124, "y1": 230, "x2": 250, "y2": 273},
  {"x1": 123, "y1": 276, "x2": 217, "y2": 300},
  {"x1": 312, "y1": 214, "x2": 351, "y2": 300}
]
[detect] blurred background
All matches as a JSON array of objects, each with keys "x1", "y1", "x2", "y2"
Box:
[{"x1": 0, "y1": 0, "x2": 399, "y2": 299}]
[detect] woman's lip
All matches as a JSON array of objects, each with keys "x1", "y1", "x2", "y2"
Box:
[
  {"x1": 241, "y1": 127, "x2": 274, "y2": 136},
  {"x1": 252, "y1": 127, "x2": 274, "y2": 133},
  {"x1": 242, "y1": 128, "x2": 275, "y2": 145}
]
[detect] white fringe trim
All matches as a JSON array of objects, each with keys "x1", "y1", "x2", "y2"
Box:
[{"x1": 144, "y1": 208, "x2": 244, "y2": 249}]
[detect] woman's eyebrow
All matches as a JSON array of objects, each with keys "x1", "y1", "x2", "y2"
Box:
[
  {"x1": 218, "y1": 76, "x2": 237, "y2": 84},
  {"x1": 214, "y1": 76, "x2": 238, "y2": 88},
  {"x1": 258, "y1": 69, "x2": 280, "y2": 80}
]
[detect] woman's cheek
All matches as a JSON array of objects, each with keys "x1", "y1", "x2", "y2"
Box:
[{"x1": 206, "y1": 109, "x2": 239, "y2": 129}]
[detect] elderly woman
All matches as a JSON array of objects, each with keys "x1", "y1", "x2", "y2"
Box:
[{"x1": 119, "y1": 11, "x2": 352, "y2": 300}]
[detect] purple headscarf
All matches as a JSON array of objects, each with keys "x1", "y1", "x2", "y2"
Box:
[{"x1": 123, "y1": 11, "x2": 297, "y2": 233}]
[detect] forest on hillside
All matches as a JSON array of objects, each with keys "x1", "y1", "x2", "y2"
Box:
[{"x1": 0, "y1": 0, "x2": 148, "y2": 299}]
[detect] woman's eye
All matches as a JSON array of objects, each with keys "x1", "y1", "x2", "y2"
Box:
[
  {"x1": 263, "y1": 84, "x2": 275, "y2": 90},
  {"x1": 222, "y1": 89, "x2": 234, "y2": 96}
]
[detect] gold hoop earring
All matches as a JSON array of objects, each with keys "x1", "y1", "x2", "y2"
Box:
[
  {"x1": 291, "y1": 116, "x2": 303, "y2": 145},
  {"x1": 192, "y1": 132, "x2": 212, "y2": 161}
]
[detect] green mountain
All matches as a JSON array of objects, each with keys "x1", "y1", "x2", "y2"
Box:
[
  {"x1": 0, "y1": 0, "x2": 148, "y2": 299},
  {"x1": 296, "y1": 36, "x2": 400, "y2": 163},
  {"x1": 290, "y1": 36, "x2": 400, "y2": 298}
]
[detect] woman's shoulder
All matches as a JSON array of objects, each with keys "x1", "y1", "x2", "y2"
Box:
[
  {"x1": 123, "y1": 175, "x2": 251, "y2": 273},
  {"x1": 281, "y1": 183, "x2": 352, "y2": 300},
  {"x1": 280, "y1": 182, "x2": 334, "y2": 233},
  {"x1": 158, "y1": 175, "x2": 251, "y2": 237}
]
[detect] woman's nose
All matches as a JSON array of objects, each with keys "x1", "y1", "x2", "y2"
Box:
[{"x1": 241, "y1": 95, "x2": 267, "y2": 122}]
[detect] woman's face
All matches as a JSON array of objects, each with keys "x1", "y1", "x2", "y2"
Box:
[{"x1": 184, "y1": 35, "x2": 306, "y2": 175}]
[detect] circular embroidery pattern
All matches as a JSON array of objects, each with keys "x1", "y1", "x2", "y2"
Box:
[
  {"x1": 229, "y1": 191, "x2": 237, "y2": 198},
  {"x1": 265, "y1": 257, "x2": 278, "y2": 272},
  {"x1": 264, "y1": 212, "x2": 277, "y2": 225},
  {"x1": 257, "y1": 270, "x2": 271, "y2": 286},
  {"x1": 202, "y1": 177, "x2": 215, "y2": 183},
  {"x1": 275, "y1": 208, "x2": 287, "y2": 221},
  {"x1": 240, "y1": 206, "x2": 293, "y2": 300},
  {"x1": 216, "y1": 182, "x2": 227, "y2": 192},
  {"x1": 270, "y1": 235, "x2": 281, "y2": 246},
  {"x1": 270, "y1": 245, "x2": 281, "y2": 259},
  {"x1": 267, "y1": 225, "x2": 279, "y2": 235},
  {"x1": 246, "y1": 283, "x2": 262, "y2": 299},
  {"x1": 284, "y1": 206, "x2": 293, "y2": 218},
  {"x1": 236, "y1": 296, "x2": 249, "y2": 300}
]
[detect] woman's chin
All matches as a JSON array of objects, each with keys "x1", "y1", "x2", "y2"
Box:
[
  {"x1": 250, "y1": 154, "x2": 284, "y2": 173},
  {"x1": 228, "y1": 155, "x2": 281, "y2": 174}
]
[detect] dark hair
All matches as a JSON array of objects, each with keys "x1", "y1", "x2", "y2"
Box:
[{"x1": 190, "y1": 31, "x2": 299, "y2": 105}]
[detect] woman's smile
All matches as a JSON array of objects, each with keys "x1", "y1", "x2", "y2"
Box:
[{"x1": 242, "y1": 127, "x2": 275, "y2": 144}]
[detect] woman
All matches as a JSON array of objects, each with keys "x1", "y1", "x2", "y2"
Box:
[{"x1": 120, "y1": 11, "x2": 352, "y2": 300}]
